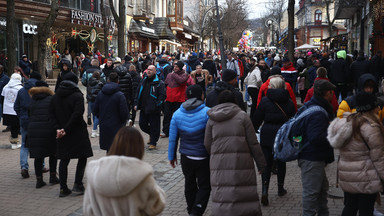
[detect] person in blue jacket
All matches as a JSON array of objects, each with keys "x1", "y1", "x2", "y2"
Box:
[
  {"x1": 19, "y1": 54, "x2": 32, "y2": 76},
  {"x1": 168, "y1": 84, "x2": 211, "y2": 216}
]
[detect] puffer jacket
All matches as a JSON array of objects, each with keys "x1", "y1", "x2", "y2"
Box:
[
  {"x1": 205, "y1": 102, "x2": 266, "y2": 216},
  {"x1": 115, "y1": 64, "x2": 133, "y2": 103},
  {"x1": 244, "y1": 66, "x2": 262, "y2": 88},
  {"x1": 14, "y1": 78, "x2": 38, "y2": 129},
  {"x1": 205, "y1": 81, "x2": 246, "y2": 112},
  {"x1": 328, "y1": 113, "x2": 384, "y2": 194},
  {"x1": 128, "y1": 70, "x2": 142, "y2": 101},
  {"x1": 281, "y1": 62, "x2": 297, "y2": 86},
  {"x1": 329, "y1": 50, "x2": 350, "y2": 85},
  {"x1": 168, "y1": 99, "x2": 210, "y2": 161},
  {"x1": 87, "y1": 77, "x2": 103, "y2": 102}
]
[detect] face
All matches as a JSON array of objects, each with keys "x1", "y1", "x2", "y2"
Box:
[
  {"x1": 65, "y1": 50, "x2": 69, "y2": 54},
  {"x1": 363, "y1": 86, "x2": 374, "y2": 94},
  {"x1": 227, "y1": 55, "x2": 232, "y2": 60},
  {"x1": 14, "y1": 69, "x2": 20, "y2": 74},
  {"x1": 174, "y1": 65, "x2": 181, "y2": 73},
  {"x1": 314, "y1": 61, "x2": 321, "y2": 67},
  {"x1": 147, "y1": 66, "x2": 156, "y2": 78},
  {"x1": 107, "y1": 60, "x2": 113, "y2": 67},
  {"x1": 259, "y1": 60, "x2": 266, "y2": 68},
  {"x1": 267, "y1": 54, "x2": 272, "y2": 59},
  {"x1": 325, "y1": 90, "x2": 334, "y2": 102},
  {"x1": 63, "y1": 64, "x2": 68, "y2": 71},
  {"x1": 283, "y1": 62, "x2": 289, "y2": 68},
  {"x1": 196, "y1": 67, "x2": 202, "y2": 73}
]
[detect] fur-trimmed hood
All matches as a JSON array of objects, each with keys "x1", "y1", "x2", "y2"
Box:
[
  {"x1": 327, "y1": 112, "x2": 353, "y2": 149},
  {"x1": 29, "y1": 86, "x2": 54, "y2": 97}
]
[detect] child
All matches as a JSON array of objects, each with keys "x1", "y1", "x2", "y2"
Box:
[{"x1": 83, "y1": 127, "x2": 166, "y2": 216}]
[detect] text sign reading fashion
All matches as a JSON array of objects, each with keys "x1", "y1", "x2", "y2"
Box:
[{"x1": 71, "y1": 10, "x2": 103, "y2": 27}]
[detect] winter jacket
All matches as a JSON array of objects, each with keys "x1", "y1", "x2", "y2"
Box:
[
  {"x1": 81, "y1": 66, "x2": 105, "y2": 87},
  {"x1": 257, "y1": 77, "x2": 298, "y2": 111},
  {"x1": 102, "y1": 64, "x2": 114, "y2": 78},
  {"x1": 168, "y1": 99, "x2": 210, "y2": 161},
  {"x1": 202, "y1": 59, "x2": 217, "y2": 79},
  {"x1": 115, "y1": 65, "x2": 133, "y2": 103},
  {"x1": 307, "y1": 66, "x2": 318, "y2": 87},
  {"x1": 252, "y1": 88, "x2": 296, "y2": 147},
  {"x1": 190, "y1": 69, "x2": 211, "y2": 90},
  {"x1": 244, "y1": 66, "x2": 262, "y2": 89},
  {"x1": 304, "y1": 77, "x2": 339, "y2": 114},
  {"x1": 328, "y1": 113, "x2": 384, "y2": 194},
  {"x1": 205, "y1": 81, "x2": 246, "y2": 112},
  {"x1": 14, "y1": 78, "x2": 38, "y2": 129},
  {"x1": 281, "y1": 62, "x2": 297, "y2": 86},
  {"x1": 350, "y1": 56, "x2": 370, "y2": 89},
  {"x1": 165, "y1": 71, "x2": 190, "y2": 103},
  {"x1": 369, "y1": 54, "x2": 383, "y2": 81},
  {"x1": 19, "y1": 59, "x2": 32, "y2": 76},
  {"x1": 83, "y1": 156, "x2": 166, "y2": 216},
  {"x1": 135, "y1": 75, "x2": 166, "y2": 114},
  {"x1": 94, "y1": 82, "x2": 129, "y2": 151},
  {"x1": 87, "y1": 77, "x2": 103, "y2": 102},
  {"x1": 297, "y1": 95, "x2": 335, "y2": 163},
  {"x1": 27, "y1": 87, "x2": 56, "y2": 158},
  {"x1": 156, "y1": 59, "x2": 172, "y2": 81},
  {"x1": 298, "y1": 67, "x2": 310, "y2": 90},
  {"x1": 50, "y1": 80, "x2": 93, "y2": 159},
  {"x1": 187, "y1": 56, "x2": 201, "y2": 72},
  {"x1": 1, "y1": 76, "x2": 22, "y2": 116},
  {"x1": 128, "y1": 70, "x2": 142, "y2": 101},
  {"x1": 259, "y1": 66, "x2": 270, "y2": 83},
  {"x1": 329, "y1": 51, "x2": 350, "y2": 85},
  {"x1": 226, "y1": 59, "x2": 240, "y2": 75},
  {"x1": 204, "y1": 102, "x2": 266, "y2": 216},
  {"x1": 0, "y1": 73, "x2": 10, "y2": 101},
  {"x1": 81, "y1": 58, "x2": 91, "y2": 73},
  {"x1": 55, "y1": 59, "x2": 73, "y2": 92}
]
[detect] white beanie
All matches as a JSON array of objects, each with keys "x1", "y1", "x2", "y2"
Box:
[
  {"x1": 274, "y1": 56, "x2": 281, "y2": 61},
  {"x1": 11, "y1": 73, "x2": 22, "y2": 81}
]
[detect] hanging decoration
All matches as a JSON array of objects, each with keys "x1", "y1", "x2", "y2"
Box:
[
  {"x1": 238, "y1": 30, "x2": 253, "y2": 50},
  {"x1": 71, "y1": 27, "x2": 108, "y2": 53}
]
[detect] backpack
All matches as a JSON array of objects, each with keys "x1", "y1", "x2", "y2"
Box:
[
  {"x1": 156, "y1": 63, "x2": 169, "y2": 80},
  {"x1": 185, "y1": 62, "x2": 192, "y2": 73},
  {"x1": 273, "y1": 105, "x2": 328, "y2": 162}
]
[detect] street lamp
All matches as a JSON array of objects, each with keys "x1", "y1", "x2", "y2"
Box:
[{"x1": 215, "y1": 0, "x2": 226, "y2": 70}]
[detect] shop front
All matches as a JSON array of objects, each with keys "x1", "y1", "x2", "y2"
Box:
[
  {"x1": 128, "y1": 19, "x2": 159, "y2": 53},
  {"x1": 153, "y1": 17, "x2": 180, "y2": 53}
]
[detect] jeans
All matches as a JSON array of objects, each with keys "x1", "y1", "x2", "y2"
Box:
[
  {"x1": 20, "y1": 127, "x2": 29, "y2": 170},
  {"x1": 139, "y1": 111, "x2": 160, "y2": 146},
  {"x1": 298, "y1": 159, "x2": 329, "y2": 216},
  {"x1": 89, "y1": 102, "x2": 99, "y2": 130},
  {"x1": 59, "y1": 158, "x2": 87, "y2": 189},
  {"x1": 181, "y1": 155, "x2": 211, "y2": 215},
  {"x1": 342, "y1": 192, "x2": 376, "y2": 216}
]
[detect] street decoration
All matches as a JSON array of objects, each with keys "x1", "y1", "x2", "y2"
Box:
[
  {"x1": 238, "y1": 30, "x2": 253, "y2": 50},
  {"x1": 71, "y1": 27, "x2": 112, "y2": 53}
]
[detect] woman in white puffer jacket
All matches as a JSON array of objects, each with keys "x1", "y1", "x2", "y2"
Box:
[{"x1": 245, "y1": 64, "x2": 262, "y2": 116}]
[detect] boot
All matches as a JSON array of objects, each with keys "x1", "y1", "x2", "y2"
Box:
[
  {"x1": 49, "y1": 172, "x2": 60, "y2": 185},
  {"x1": 36, "y1": 177, "x2": 47, "y2": 189},
  {"x1": 91, "y1": 129, "x2": 97, "y2": 138},
  {"x1": 87, "y1": 116, "x2": 92, "y2": 125},
  {"x1": 278, "y1": 184, "x2": 287, "y2": 196},
  {"x1": 261, "y1": 181, "x2": 269, "y2": 206}
]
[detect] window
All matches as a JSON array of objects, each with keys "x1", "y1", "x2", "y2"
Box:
[
  {"x1": 167, "y1": 0, "x2": 175, "y2": 15},
  {"x1": 314, "y1": 9, "x2": 322, "y2": 25}
]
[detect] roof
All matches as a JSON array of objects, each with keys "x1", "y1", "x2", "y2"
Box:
[
  {"x1": 129, "y1": 19, "x2": 159, "y2": 40},
  {"x1": 153, "y1": 17, "x2": 175, "y2": 40}
]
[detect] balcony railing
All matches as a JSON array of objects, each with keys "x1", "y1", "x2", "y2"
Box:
[{"x1": 334, "y1": 0, "x2": 365, "y2": 19}]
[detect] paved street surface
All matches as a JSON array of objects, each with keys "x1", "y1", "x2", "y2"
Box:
[{"x1": 0, "y1": 85, "x2": 383, "y2": 216}]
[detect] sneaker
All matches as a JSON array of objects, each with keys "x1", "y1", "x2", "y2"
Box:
[
  {"x1": 49, "y1": 175, "x2": 60, "y2": 185},
  {"x1": 148, "y1": 145, "x2": 156, "y2": 150},
  {"x1": 17, "y1": 144, "x2": 21, "y2": 148},
  {"x1": 59, "y1": 188, "x2": 72, "y2": 197},
  {"x1": 36, "y1": 178, "x2": 47, "y2": 189},
  {"x1": 160, "y1": 132, "x2": 168, "y2": 138},
  {"x1": 21, "y1": 169, "x2": 30, "y2": 178},
  {"x1": 10, "y1": 137, "x2": 18, "y2": 145},
  {"x1": 91, "y1": 129, "x2": 97, "y2": 138},
  {"x1": 11, "y1": 144, "x2": 19, "y2": 150},
  {"x1": 128, "y1": 119, "x2": 133, "y2": 127},
  {"x1": 72, "y1": 183, "x2": 85, "y2": 195}
]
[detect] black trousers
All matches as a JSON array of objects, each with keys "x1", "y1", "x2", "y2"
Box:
[
  {"x1": 34, "y1": 156, "x2": 57, "y2": 177},
  {"x1": 139, "y1": 111, "x2": 160, "y2": 146},
  {"x1": 248, "y1": 87, "x2": 259, "y2": 118},
  {"x1": 299, "y1": 89, "x2": 308, "y2": 104},
  {"x1": 180, "y1": 155, "x2": 211, "y2": 216},
  {"x1": 335, "y1": 84, "x2": 349, "y2": 101},
  {"x1": 59, "y1": 158, "x2": 87, "y2": 189},
  {"x1": 162, "y1": 101, "x2": 182, "y2": 136},
  {"x1": 261, "y1": 146, "x2": 286, "y2": 188},
  {"x1": 342, "y1": 192, "x2": 376, "y2": 216}
]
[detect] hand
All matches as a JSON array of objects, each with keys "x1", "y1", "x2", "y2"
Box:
[
  {"x1": 170, "y1": 159, "x2": 177, "y2": 168},
  {"x1": 258, "y1": 170, "x2": 263, "y2": 175},
  {"x1": 134, "y1": 106, "x2": 137, "y2": 111},
  {"x1": 56, "y1": 129, "x2": 66, "y2": 139}
]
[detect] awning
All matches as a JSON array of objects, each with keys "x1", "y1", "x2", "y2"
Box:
[
  {"x1": 129, "y1": 19, "x2": 159, "y2": 40},
  {"x1": 295, "y1": 43, "x2": 320, "y2": 50}
]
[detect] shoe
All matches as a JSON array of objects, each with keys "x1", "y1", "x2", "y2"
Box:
[
  {"x1": 72, "y1": 183, "x2": 85, "y2": 195},
  {"x1": 21, "y1": 169, "x2": 30, "y2": 178},
  {"x1": 128, "y1": 119, "x2": 133, "y2": 127},
  {"x1": 36, "y1": 177, "x2": 47, "y2": 189},
  {"x1": 42, "y1": 167, "x2": 50, "y2": 173},
  {"x1": 96, "y1": 127, "x2": 100, "y2": 137},
  {"x1": 261, "y1": 194, "x2": 269, "y2": 206},
  {"x1": 160, "y1": 132, "x2": 168, "y2": 138},
  {"x1": 278, "y1": 188, "x2": 287, "y2": 196},
  {"x1": 11, "y1": 144, "x2": 19, "y2": 150},
  {"x1": 17, "y1": 144, "x2": 21, "y2": 148},
  {"x1": 91, "y1": 129, "x2": 97, "y2": 138},
  {"x1": 2, "y1": 126, "x2": 10, "y2": 132},
  {"x1": 87, "y1": 117, "x2": 92, "y2": 125},
  {"x1": 148, "y1": 145, "x2": 156, "y2": 150},
  {"x1": 59, "y1": 187, "x2": 72, "y2": 197},
  {"x1": 49, "y1": 173, "x2": 60, "y2": 185}
]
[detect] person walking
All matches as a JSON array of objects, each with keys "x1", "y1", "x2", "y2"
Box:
[
  {"x1": 27, "y1": 80, "x2": 59, "y2": 188},
  {"x1": 19, "y1": 54, "x2": 32, "y2": 77},
  {"x1": 190, "y1": 65, "x2": 212, "y2": 97},
  {"x1": 204, "y1": 90, "x2": 266, "y2": 216},
  {"x1": 328, "y1": 92, "x2": 384, "y2": 216},
  {"x1": 245, "y1": 64, "x2": 262, "y2": 117},
  {"x1": 168, "y1": 85, "x2": 211, "y2": 216},
  {"x1": 134, "y1": 65, "x2": 166, "y2": 150},
  {"x1": 128, "y1": 64, "x2": 142, "y2": 124},
  {"x1": 93, "y1": 72, "x2": 129, "y2": 152},
  {"x1": 114, "y1": 57, "x2": 132, "y2": 121},
  {"x1": 0, "y1": 65, "x2": 9, "y2": 127},
  {"x1": 252, "y1": 77, "x2": 296, "y2": 206},
  {"x1": 87, "y1": 71, "x2": 104, "y2": 138},
  {"x1": 55, "y1": 59, "x2": 72, "y2": 92},
  {"x1": 50, "y1": 72, "x2": 93, "y2": 197}
]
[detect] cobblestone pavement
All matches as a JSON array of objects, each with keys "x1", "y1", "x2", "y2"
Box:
[{"x1": 0, "y1": 85, "x2": 383, "y2": 216}]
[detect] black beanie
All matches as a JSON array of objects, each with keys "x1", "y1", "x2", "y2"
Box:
[
  {"x1": 186, "y1": 85, "x2": 203, "y2": 100},
  {"x1": 176, "y1": 61, "x2": 184, "y2": 70},
  {"x1": 222, "y1": 69, "x2": 237, "y2": 82},
  {"x1": 124, "y1": 55, "x2": 132, "y2": 62},
  {"x1": 270, "y1": 66, "x2": 281, "y2": 75},
  {"x1": 30, "y1": 71, "x2": 42, "y2": 80},
  {"x1": 35, "y1": 80, "x2": 49, "y2": 87},
  {"x1": 62, "y1": 72, "x2": 79, "y2": 84},
  {"x1": 356, "y1": 92, "x2": 378, "y2": 113}
]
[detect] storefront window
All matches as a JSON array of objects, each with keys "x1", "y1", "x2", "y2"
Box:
[
  {"x1": 168, "y1": 0, "x2": 175, "y2": 15},
  {"x1": 60, "y1": 0, "x2": 98, "y2": 13}
]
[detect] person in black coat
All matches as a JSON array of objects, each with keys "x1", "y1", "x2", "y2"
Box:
[
  {"x1": 369, "y1": 50, "x2": 382, "y2": 81},
  {"x1": 252, "y1": 77, "x2": 296, "y2": 206},
  {"x1": 114, "y1": 59, "x2": 132, "y2": 119},
  {"x1": 55, "y1": 59, "x2": 72, "y2": 92},
  {"x1": 128, "y1": 65, "x2": 142, "y2": 124},
  {"x1": 349, "y1": 51, "x2": 370, "y2": 91},
  {"x1": 93, "y1": 72, "x2": 129, "y2": 152},
  {"x1": 329, "y1": 51, "x2": 350, "y2": 100},
  {"x1": 203, "y1": 56, "x2": 217, "y2": 83},
  {"x1": 102, "y1": 59, "x2": 114, "y2": 78},
  {"x1": 27, "y1": 81, "x2": 59, "y2": 188},
  {"x1": 50, "y1": 72, "x2": 93, "y2": 197},
  {"x1": 87, "y1": 72, "x2": 104, "y2": 138}
]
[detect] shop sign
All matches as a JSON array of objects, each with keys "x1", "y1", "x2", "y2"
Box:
[
  {"x1": 23, "y1": 24, "x2": 37, "y2": 35},
  {"x1": 142, "y1": 26, "x2": 155, "y2": 34},
  {"x1": 0, "y1": 17, "x2": 5, "y2": 27},
  {"x1": 312, "y1": 38, "x2": 321, "y2": 45},
  {"x1": 184, "y1": 33, "x2": 192, "y2": 39},
  {"x1": 183, "y1": 20, "x2": 189, "y2": 26},
  {"x1": 71, "y1": 10, "x2": 104, "y2": 27}
]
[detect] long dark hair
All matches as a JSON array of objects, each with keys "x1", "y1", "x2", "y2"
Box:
[{"x1": 108, "y1": 127, "x2": 145, "y2": 159}]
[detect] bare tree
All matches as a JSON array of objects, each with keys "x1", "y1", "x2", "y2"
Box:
[
  {"x1": 288, "y1": 0, "x2": 295, "y2": 61},
  {"x1": 6, "y1": 0, "x2": 16, "y2": 76},
  {"x1": 36, "y1": 0, "x2": 60, "y2": 79},
  {"x1": 324, "y1": 0, "x2": 336, "y2": 38},
  {"x1": 109, "y1": 0, "x2": 126, "y2": 57},
  {"x1": 100, "y1": 0, "x2": 110, "y2": 57},
  {"x1": 266, "y1": 0, "x2": 287, "y2": 43}
]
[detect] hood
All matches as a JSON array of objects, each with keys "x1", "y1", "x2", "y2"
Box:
[
  {"x1": 101, "y1": 82, "x2": 121, "y2": 95},
  {"x1": 357, "y1": 73, "x2": 377, "y2": 93},
  {"x1": 86, "y1": 156, "x2": 153, "y2": 197},
  {"x1": 182, "y1": 98, "x2": 204, "y2": 111},
  {"x1": 188, "y1": 55, "x2": 198, "y2": 64},
  {"x1": 5, "y1": 77, "x2": 22, "y2": 88},
  {"x1": 266, "y1": 88, "x2": 290, "y2": 103},
  {"x1": 56, "y1": 80, "x2": 80, "y2": 97},
  {"x1": 207, "y1": 102, "x2": 241, "y2": 122},
  {"x1": 282, "y1": 62, "x2": 295, "y2": 70},
  {"x1": 60, "y1": 59, "x2": 72, "y2": 70},
  {"x1": 314, "y1": 77, "x2": 330, "y2": 82},
  {"x1": 23, "y1": 78, "x2": 38, "y2": 90},
  {"x1": 158, "y1": 58, "x2": 168, "y2": 65},
  {"x1": 337, "y1": 50, "x2": 346, "y2": 60},
  {"x1": 327, "y1": 112, "x2": 353, "y2": 149},
  {"x1": 213, "y1": 81, "x2": 232, "y2": 93},
  {"x1": 29, "y1": 86, "x2": 54, "y2": 100},
  {"x1": 114, "y1": 65, "x2": 127, "y2": 75}
]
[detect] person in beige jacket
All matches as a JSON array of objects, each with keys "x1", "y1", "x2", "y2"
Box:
[
  {"x1": 205, "y1": 90, "x2": 266, "y2": 216},
  {"x1": 83, "y1": 127, "x2": 166, "y2": 216},
  {"x1": 328, "y1": 92, "x2": 384, "y2": 216}
]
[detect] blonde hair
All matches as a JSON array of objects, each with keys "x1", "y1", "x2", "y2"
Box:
[{"x1": 269, "y1": 77, "x2": 286, "y2": 89}]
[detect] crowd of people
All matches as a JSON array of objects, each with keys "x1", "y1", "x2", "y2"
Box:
[{"x1": 0, "y1": 46, "x2": 384, "y2": 216}]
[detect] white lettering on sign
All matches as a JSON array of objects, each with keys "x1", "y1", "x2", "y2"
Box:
[
  {"x1": 142, "y1": 26, "x2": 155, "y2": 34},
  {"x1": 183, "y1": 20, "x2": 189, "y2": 26},
  {"x1": 71, "y1": 10, "x2": 104, "y2": 26},
  {"x1": 23, "y1": 24, "x2": 37, "y2": 35},
  {"x1": 0, "y1": 17, "x2": 6, "y2": 27},
  {"x1": 184, "y1": 33, "x2": 192, "y2": 39}
]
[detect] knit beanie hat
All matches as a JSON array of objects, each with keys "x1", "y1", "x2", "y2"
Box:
[
  {"x1": 186, "y1": 85, "x2": 203, "y2": 100},
  {"x1": 270, "y1": 66, "x2": 281, "y2": 75},
  {"x1": 297, "y1": 59, "x2": 305, "y2": 67},
  {"x1": 222, "y1": 69, "x2": 237, "y2": 82},
  {"x1": 62, "y1": 72, "x2": 79, "y2": 84},
  {"x1": 176, "y1": 61, "x2": 184, "y2": 70},
  {"x1": 35, "y1": 80, "x2": 49, "y2": 87},
  {"x1": 274, "y1": 56, "x2": 280, "y2": 61},
  {"x1": 124, "y1": 55, "x2": 132, "y2": 62},
  {"x1": 30, "y1": 71, "x2": 42, "y2": 80},
  {"x1": 356, "y1": 92, "x2": 378, "y2": 113}
]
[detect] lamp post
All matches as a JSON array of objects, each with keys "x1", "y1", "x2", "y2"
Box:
[{"x1": 215, "y1": 0, "x2": 226, "y2": 69}]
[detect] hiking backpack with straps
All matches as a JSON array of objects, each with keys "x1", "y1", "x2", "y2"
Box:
[{"x1": 156, "y1": 63, "x2": 169, "y2": 80}]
